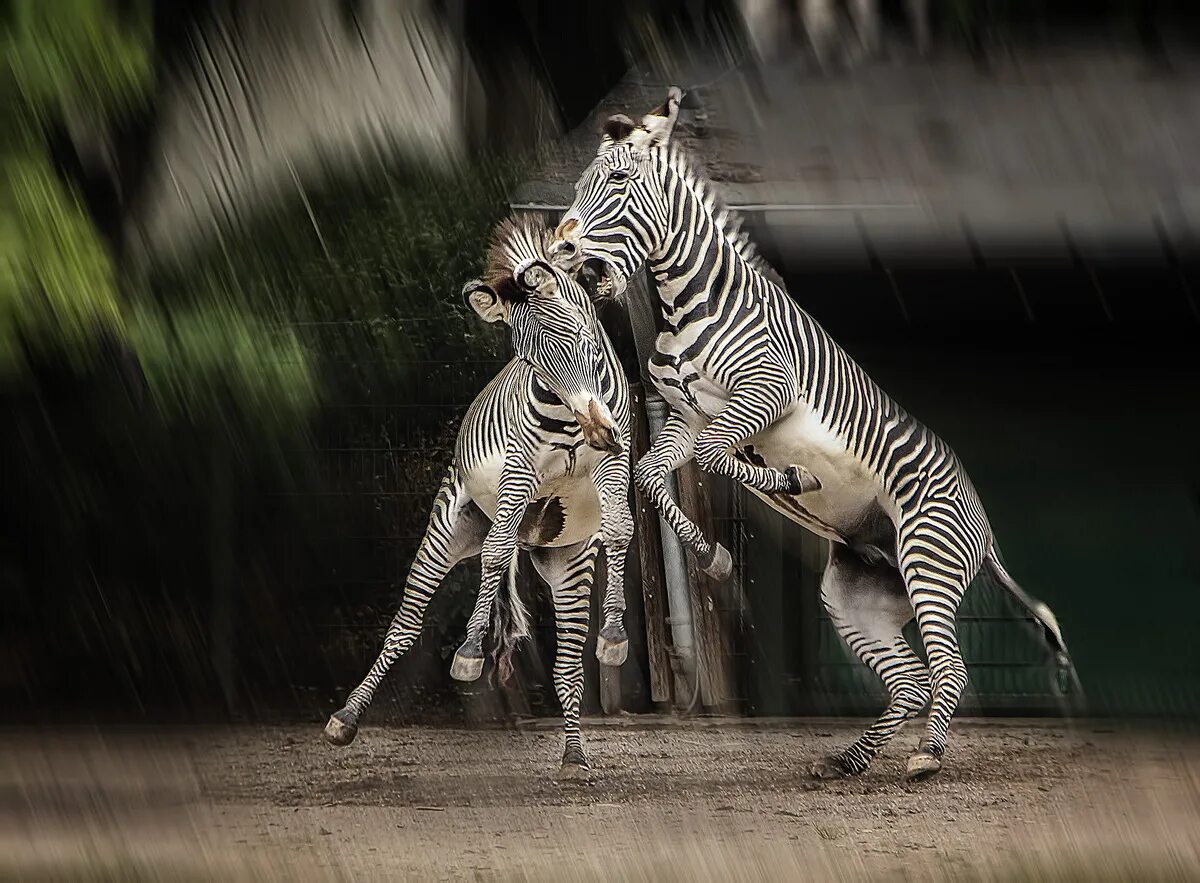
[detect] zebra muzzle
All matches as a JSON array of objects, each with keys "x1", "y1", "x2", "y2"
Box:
[{"x1": 574, "y1": 399, "x2": 623, "y2": 454}]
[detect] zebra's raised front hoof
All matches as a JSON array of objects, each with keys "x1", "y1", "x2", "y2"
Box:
[
  {"x1": 700, "y1": 543, "x2": 733, "y2": 581},
  {"x1": 810, "y1": 753, "x2": 855, "y2": 780},
  {"x1": 596, "y1": 627, "x2": 629, "y2": 667},
  {"x1": 450, "y1": 643, "x2": 485, "y2": 682},
  {"x1": 323, "y1": 709, "x2": 359, "y2": 747},
  {"x1": 904, "y1": 750, "x2": 943, "y2": 783},
  {"x1": 784, "y1": 465, "x2": 822, "y2": 495}
]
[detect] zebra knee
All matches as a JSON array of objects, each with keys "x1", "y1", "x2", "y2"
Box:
[
  {"x1": 632, "y1": 460, "x2": 663, "y2": 495},
  {"x1": 607, "y1": 517, "x2": 634, "y2": 555},
  {"x1": 692, "y1": 439, "x2": 725, "y2": 476},
  {"x1": 479, "y1": 544, "x2": 512, "y2": 577},
  {"x1": 930, "y1": 657, "x2": 968, "y2": 699}
]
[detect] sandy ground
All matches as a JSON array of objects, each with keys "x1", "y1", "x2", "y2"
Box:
[{"x1": 2, "y1": 717, "x2": 1199, "y2": 881}]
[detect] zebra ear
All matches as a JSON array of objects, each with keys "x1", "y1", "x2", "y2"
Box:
[
  {"x1": 462, "y1": 279, "x2": 506, "y2": 324},
  {"x1": 641, "y1": 86, "x2": 683, "y2": 145},
  {"x1": 515, "y1": 259, "x2": 555, "y2": 296},
  {"x1": 602, "y1": 113, "x2": 636, "y2": 143}
]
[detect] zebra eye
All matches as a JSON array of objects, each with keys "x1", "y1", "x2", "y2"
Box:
[{"x1": 608, "y1": 169, "x2": 630, "y2": 184}]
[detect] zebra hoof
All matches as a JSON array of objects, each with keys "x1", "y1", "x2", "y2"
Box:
[
  {"x1": 596, "y1": 634, "x2": 629, "y2": 667},
  {"x1": 785, "y1": 465, "x2": 822, "y2": 495},
  {"x1": 556, "y1": 763, "x2": 593, "y2": 784},
  {"x1": 701, "y1": 543, "x2": 733, "y2": 581},
  {"x1": 450, "y1": 647, "x2": 485, "y2": 682},
  {"x1": 323, "y1": 709, "x2": 359, "y2": 747},
  {"x1": 557, "y1": 746, "x2": 592, "y2": 783},
  {"x1": 904, "y1": 750, "x2": 942, "y2": 782},
  {"x1": 810, "y1": 753, "x2": 854, "y2": 780}
]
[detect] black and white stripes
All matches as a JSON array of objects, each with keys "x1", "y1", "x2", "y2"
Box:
[
  {"x1": 551, "y1": 88, "x2": 1075, "y2": 782},
  {"x1": 325, "y1": 217, "x2": 632, "y2": 779}
]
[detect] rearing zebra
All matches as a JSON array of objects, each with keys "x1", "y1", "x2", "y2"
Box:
[
  {"x1": 549, "y1": 88, "x2": 1077, "y2": 782},
  {"x1": 324, "y1": 217, "x2": 632, "y2": 780}
]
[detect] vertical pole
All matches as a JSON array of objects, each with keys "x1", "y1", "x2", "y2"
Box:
[
  {"x1": 675, "y1": 461, "x2": 738, "y2": 712},
  {"x1": 630, "y1": 384, "x2": 673, "y2": 706},
  {"x1": 791, "y1": 519, "x2": 824, "y2": 714}
]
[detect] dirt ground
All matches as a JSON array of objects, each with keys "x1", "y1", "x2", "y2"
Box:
[{"x1": 2, "y1": 717, "x2": 1199, "y2": 881}]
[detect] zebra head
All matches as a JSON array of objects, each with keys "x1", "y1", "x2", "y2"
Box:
[
  {"x1": 548, "y1": 86, "x2": 685, "y2": 296},
  {"x1": 464, "y1": 219, "x2": 623, "y2": 454}
]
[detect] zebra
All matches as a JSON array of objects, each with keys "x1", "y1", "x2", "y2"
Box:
[
  {"x1": 324, "y1": 217, "x2": 633, "y2": 780},
  {"x1": 547, "y1": 88, "x2": 1078, "y2": 782}
]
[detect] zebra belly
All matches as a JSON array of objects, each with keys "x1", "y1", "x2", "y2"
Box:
[
  {"x1": 528, "y1": 477, "x2": 602, "y2": 547},
  {"x1": 742, "y1": 406, "x2": 893, "y2": 543},
  {"x1": 462, "y1": 456, "x2": 601, "y2": 548}
]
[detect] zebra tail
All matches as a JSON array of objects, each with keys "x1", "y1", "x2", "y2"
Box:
[
  {"x1": 984, "y1": 544, "x2": 1085, "y2": 701},
  {"x1": 491, "y1": 546, "x2": 530, "y2": 685}
]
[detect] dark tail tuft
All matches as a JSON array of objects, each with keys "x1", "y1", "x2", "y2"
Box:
[
  {"x1": 985, "y1": 544, "x2": 1085, "y2": 703},
  {"x1": 488, "y1": 546, "x2": 530, "y2": 686}
]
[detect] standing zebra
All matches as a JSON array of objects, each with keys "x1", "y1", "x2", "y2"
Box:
[
  {"x1": 324, "y1": 217, "x2": 633, "y2": 780},
  {"x1": 548, "y1": 89, "x2": 1077, "y2": 782}
]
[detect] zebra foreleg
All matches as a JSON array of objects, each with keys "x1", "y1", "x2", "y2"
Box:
[
  {"x1": 632, "y1": 411, "x2": 732, "y2": 580},
  {"x1": 592, "y1": 454, "x2": 634, "y2": 667},
  {"x1": 452, "y1": 457, "x2": 539, "y2": 682},
  {"x1": 811, "y1": 543, "x2": 930, "y2": 778},
  {"x1": 531, "y1": 537, "x2": 601, "y2": 780},
  {"x1": 325, "y1": 467, "x2": 485, "y2": 746},
  {"x1": 692, "y1": 385, "x2": 821, "y2": 497}
]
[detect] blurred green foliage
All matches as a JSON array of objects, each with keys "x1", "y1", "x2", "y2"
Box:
[
  {"x1": 3, "y1": 0, "x2": 152, "y2": 126},
  {"x1": 1, "y1": 0, "x2": 318, "y2": 434},
  {"x1": 1, "y1": 0, "x2": 149, "y2": 376}
]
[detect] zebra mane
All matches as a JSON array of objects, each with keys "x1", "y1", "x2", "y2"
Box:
[
  {"x1": 483, "y1": 215, "x2": 552, "y2": 287},
  {"x1": 664, "y1": 142, "x2": 783, "y2": 286}
]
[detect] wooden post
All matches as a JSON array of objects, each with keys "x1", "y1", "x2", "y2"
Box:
[
  {"x1": 630, "y1": 383, "x2": 673, "y2": 706},
  {"x1": 675, "y1": 460, "x2": 738, "y2": 713}
]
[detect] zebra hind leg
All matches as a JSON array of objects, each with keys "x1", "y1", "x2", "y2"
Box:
[
  {"x1": 811, "y1": 543, "x2": 931, "y2": 779},
  {"x1": 898, "y1": 528, "x2": 977, "y2": 782},
  {"x1": 325, "y1": 468, "x2": 486, "y2": 746},
  {"x1": 693, "y1": 388, "x2": 822, "y2": 498},
  {"x1": 531, "y1": 538, "x2": 601, "y2": 781}
]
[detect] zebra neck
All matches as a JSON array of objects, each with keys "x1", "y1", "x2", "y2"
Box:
[{"x1": 648, "y1": 192, "x2": 775, "y2": 325}]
